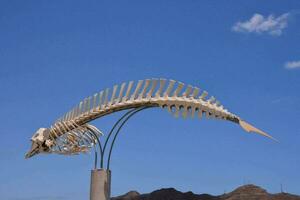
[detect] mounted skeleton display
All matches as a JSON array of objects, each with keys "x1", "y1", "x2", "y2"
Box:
[
  {"x1": 25, "y1": 78, "x2": 275, "y2": 160},
  {"x1": 25, "y1": 78, "x2": 275, "y2": 200}
]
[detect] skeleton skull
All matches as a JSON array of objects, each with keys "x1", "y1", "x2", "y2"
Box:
[{"x1": 25, "y1": 128, "x2": 53, "y2": 158}]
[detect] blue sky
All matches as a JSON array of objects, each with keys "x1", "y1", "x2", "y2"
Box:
[{"x1": 1, "y1": 1, "x2": 300, "y2": 199}]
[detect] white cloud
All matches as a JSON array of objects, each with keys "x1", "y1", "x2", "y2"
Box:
[
  {"x1": 232, "y1": 13, "x2": 289, "y2": 36},
  {"x1": 285, "y1": 60, "x2": 300, "y2": 69}
]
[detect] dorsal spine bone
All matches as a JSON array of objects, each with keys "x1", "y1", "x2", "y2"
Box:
[
  {"x1": 164, "y1": 80, "x2": 176, "y2": 97},
  {"x1": 123, "y1": 81, "x2": 134, "y2": 102},
  {"x1": 156, "y1": 79, "x2": 166, "y2": 97},
  {"x1": 110, "y1": 85, "x2": 118, "y2": 105},
  {"x1": 183, "y1": 85, "x2": 192, "y2": 97},
  {"x1": 131, "y1": 80, "x2": 143, "y2": 101},
  {"x1": 139, "y1": 79, "x2": 151, "y2": 100},
  {"x1": 173, "y1": 82, "x2": 184, "y2": 97},
  {"x1": 147, "y1": 79, "x2": 158, "y2": 99},
  {"x1": 117, "y1": 82, "x2": 126, "y2": 103},
  {"x1": 53, "y1": 78, "x2": 238, "y2": 139}
]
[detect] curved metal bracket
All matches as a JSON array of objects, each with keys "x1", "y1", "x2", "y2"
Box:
[
  {"x1": 86, "y1": 128, "x2": 103, "y2": 169},
  {"x1": 106, "y1": 106, "x2": 152, "y2": 170},
  {"x1": 86, "y1": 106, "x2": 155, "y2": 169},
  {"x1": 101, "y1": 108, "x2": 141, "y2": 168}
]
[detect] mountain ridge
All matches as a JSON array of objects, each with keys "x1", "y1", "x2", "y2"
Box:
[{"x1": 112, "y1": 184, "x2": 300, "y2": 200}]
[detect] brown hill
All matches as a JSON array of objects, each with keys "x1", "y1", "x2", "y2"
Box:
[{"x1": 112, "y1": 184, "x2": 300, "y2": 200}]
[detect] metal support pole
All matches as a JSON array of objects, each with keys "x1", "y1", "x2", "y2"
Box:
[
  {"x1": 107, "y1": 106, "x2": 151, "y2": 170},
  {"x1": 90, "y1": 169, "x2": 111, "y2": 200},
  {"x1": 87, "y1": 129, "x2": 104, "y2": 169},
  {"x1": 90, "y1": 106, "x2": 153, "y2": 200},
  {"x1": 101, "y1": 107, "x2": 142, "y2": 168}
]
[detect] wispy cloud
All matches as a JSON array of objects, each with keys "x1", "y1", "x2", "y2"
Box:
[
  {"x1": 285, "y1": 60, "x2": 300, "y2": 69},
  {"x1": 232, "y1": 13, "x2": 289, "y2": 36}
]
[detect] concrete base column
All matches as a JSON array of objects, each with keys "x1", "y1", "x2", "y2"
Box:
[{"x1": 90, "y1": 169, "x2": 111, "y2": 200}]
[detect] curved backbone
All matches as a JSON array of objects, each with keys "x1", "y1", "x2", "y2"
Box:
[{"x1": 48, "y1": 78, "x2": 275, "y2": 141}]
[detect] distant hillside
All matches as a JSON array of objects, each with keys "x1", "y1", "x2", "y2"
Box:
[{"x1": 112, "y1": 184, "x2": 300, "y2": 200}]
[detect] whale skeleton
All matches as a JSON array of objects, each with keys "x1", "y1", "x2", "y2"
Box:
[{"x1": 25, "y1": 78, "x2": 275, "y2": 159}]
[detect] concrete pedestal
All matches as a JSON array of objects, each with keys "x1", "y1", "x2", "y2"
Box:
[{"x1": 90, "y1": 169, "x2": 111, "y2": 200}]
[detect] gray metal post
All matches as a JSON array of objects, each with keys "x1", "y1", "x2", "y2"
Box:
[{"x1": 90, "y1": 169, "x2": 111, "y2": 200}]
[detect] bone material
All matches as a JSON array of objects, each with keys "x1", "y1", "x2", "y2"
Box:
[
  {"x1": 26, "y1": 78, "x2": 275, "y2": 158},
  {"x1": 173, "y1": 82, "x2": 184, "y2": 97},
  {"x1": 123, "y1": 81, "x2": 134, "y2": 102},
  {"x1": 103, "y1": 89, "x2": 109, "y2": 107},
  {"x1": 164, "y1": 80, "x2": 176, "y2": 97},
  {"x1": 93, "y1": 93, "x2": 98, "y2": 111},
  {"x1": 117, "y1": 82, "x2": 126, "y2": 103},
  {"x1": 239, "y1": 120, "x2": 277, "y2": 141},
  {"x1": 109, "y1": 85, "x2": 118, "y2": 105},
  {"x1": 130, "y1": 80, "x2": 143, "y2": 101},
  {"x1": 183, "y1": 85, "x2": 192, "y2": 97},
  {"x1": 138, "y1": 79, "x2": 151, "y2": 100},
  {"x1": 192, "y1": 87, "x2": 200, "y2": 98},
  {"x1": 199, "y1": 91, "x2": 208, "y2": 100},
  {"x1": 98, "y1": 91, "x2": 104, "y2": 109},
  {"x1": 87, "y1": 96, "x2": 91, "y2": 113},
  {"x1": 155, "y1": 79, "x2": 166, "y2": 97},
  {"x1": 82, "y1": 98, "x2": 88, "y2": 114},
  {"x1": 147, "y1": 79, "x2": 158, "y2": 99}
]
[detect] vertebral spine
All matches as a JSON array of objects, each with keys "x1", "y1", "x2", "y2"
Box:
[{"x1": 49, "y1": 78, "x2": 274, "y2": 143}]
